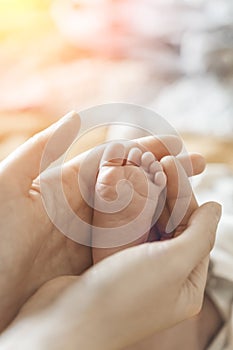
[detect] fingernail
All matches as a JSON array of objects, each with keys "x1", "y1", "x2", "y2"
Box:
[
  {"x1": 51, "y1": 111, "x2": 80, "y2": 132},
  {"x1": 54, "y1": 110, "x2": 77, "y2": 126},
  {"x1": 58, "y1": 111, "x2": 78, "y2": 124}
]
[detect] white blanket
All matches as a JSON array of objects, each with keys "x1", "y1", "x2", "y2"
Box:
[{"x1": 194, "y1": 164, "x2": 233, "y2": 350}]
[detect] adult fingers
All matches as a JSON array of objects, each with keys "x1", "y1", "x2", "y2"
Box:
[
  {"x1": 136, "y1": 135, "x2": 182, "y2": 160},
  {"x1": 178, "y1": 256, "x2": 210, "y2": 318},
  {"x1": 63, "y1": 134, "x2": 182, "y2": 210},
  {"x1": 68, "y1": 138, "x2": 204, "y2": 185},
  {"x1": 177, "y1": 153, "x2": 206, "y2": 177},
  {"x1": 1, "y1": 111, "x2": 80, "y2": 193},
  {"x1": 68, "y1": 135, "x2": 182, "y2": 175},
  {"x1": 157, "y1": 155, "x2": 199, "y2": 237},
  {"x1": 166, "y1": 202, "x2": 222, "y2": 277}
]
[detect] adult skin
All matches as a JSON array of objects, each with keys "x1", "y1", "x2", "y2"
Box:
[
  {"x1": 0, "y1": 111, "x2": 220, "y2": 349},
  {"x1": 0, "y1": 203, "x2": 221, "y2": 350}
]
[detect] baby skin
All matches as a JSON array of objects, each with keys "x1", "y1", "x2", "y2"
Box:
[
  {"x1": 92, "y1": 142, "x2": 223, "y2": 349},
  {"x1": 92, "y1": 142, "x2": 166, "y2": 263}
]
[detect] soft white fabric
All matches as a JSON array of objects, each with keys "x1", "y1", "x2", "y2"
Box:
[{"x1": 194, "y1": 164, "x2": 233, "y2": 350}]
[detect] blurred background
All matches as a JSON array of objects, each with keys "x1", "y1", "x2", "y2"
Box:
[
  {"x1": 0, "y1": 0, "x2": 232, "y2": 169},
  {"x1": 0, "y1": 1, "x2": 232, "y2": 339}
]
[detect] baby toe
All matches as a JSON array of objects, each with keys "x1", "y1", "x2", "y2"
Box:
[
  {"x1": 141, "y1": 152, "x2": 155, "y2": 171},
  {"x1": 149, "y1": 160, "x2": 163, "y2": 174},
  {"x1": 101, "y1": 142, "x2": 126, "y2": 167},
  {"x1": 127, "y1": 147, "x2": 142, "y2": 166},
  {"x1": 154, "y1": 171, "x2": 167, "y2": 188}
]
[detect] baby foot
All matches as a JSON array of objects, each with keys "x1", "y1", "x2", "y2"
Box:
[{"x1": 92, "y1": 142, "x2": 167, "y2": 263}]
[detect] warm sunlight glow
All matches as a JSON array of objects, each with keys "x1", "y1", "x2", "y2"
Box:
[{"x1": 0, "y1": 0, "x2": 51, "y2": 38}]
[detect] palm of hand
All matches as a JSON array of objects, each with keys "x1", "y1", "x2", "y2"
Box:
[
  {"x1": 0, "y1": 113, "x2": 94, "y2": 331},
  {"x1": 1, "y1": 150, "x2": 202, "y2": 338},
  {"x1": 0, "y1": 113, "x2": 207, "y2": 345},
  {"x1": 0, "y1": 175, "x2": 92, "y2": 331}
]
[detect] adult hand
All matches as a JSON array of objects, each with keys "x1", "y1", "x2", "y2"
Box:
[
  {"x1": 0, "y1": 202, "x2": 221, "y2": 350},
  {"x1": 0, "y1": 111, "x2": 92, "y2": 332},
  {"x1": 0, "y1": 111, "x2": 202, "y2": 332},
  {"x1": 0, "y1": 131, "x2": 216, "y2": 350}
]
